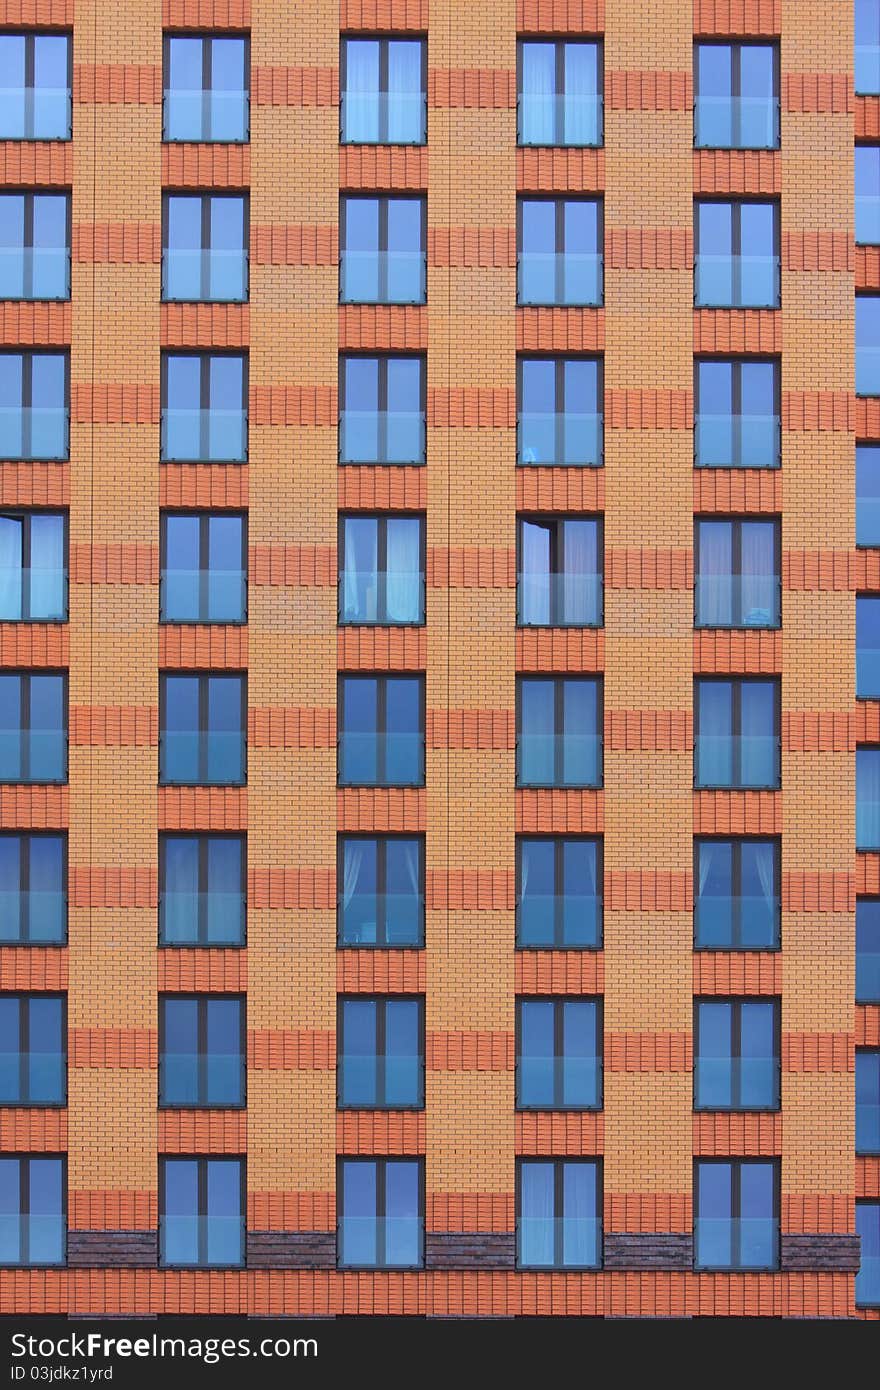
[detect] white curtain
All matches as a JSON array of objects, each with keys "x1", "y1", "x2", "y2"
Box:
[
  {"x1": 562, "y1": 520, "x2": 597, "y2": 625},
  {"x1": 859, "y1": 750, "x2": 880, "y2": 849},
  {"x1": 0, "y1": 515, "x2": 22, "y2": 619},
  {"x1": 740, "y1": 522, "x2": 775, "y2": 625},
  {"x1": 521, "y1": 1163, "x2": 554, "y2": 1266},
  {"x1": 521, "y1": 44, "x2": 555, "y2": 145},
  {"x1": 385, "y1": 519, "x2": 421, "y2": 623},
  {"x1": 29, "y1": 514, "x2": 63, "y2": 618},
  {"x1": 387, "y1": 42, "x2": 422, "y2": 143},
  {"x1": 345, "y1": 42, "x2": 379, "y2": 143},
  {"x1": 341, "y1": 840, "x2": 365, "y2": 910},
  {"x1": 698, "y1": 522, "x2": 732, "y2": 627},
  {"x1": 564, "y1": 42, "x2": 597, "y2": 145}
]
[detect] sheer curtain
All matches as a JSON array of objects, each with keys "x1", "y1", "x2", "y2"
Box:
[
  {"x1": 562, "y1": 520, "x2": 597, "y2": 625},
  {"x1": 345, "y1": 41, "x2": 378, "y2": 143},
  {"x1": 387, "y1": 41, "x2": 423, "y2": 143},
  {"x1": 521, "y1": 1163, "x2": 554, "y2": 1267},
  {"x1": 520, "y1": 521, "x2": 550, "y2": 625},
  {"x1": 697, "y1": 681, "x2": 732, "y2": 787},
  {"x1": 520, "y1": 44, "x2": 555, "y2": 146},
  {"x1": 29, "y1": 514, "x2": 63, "y2": 619},
  {"x1": 859, "y1": 749, "x2": 880, "y2": 850},
  {"x1": 342, "y1": 519, "x2": 377, "y2": 624},
  {"x1": 163, "y1": 840, "x2": 198, "y2": 944},
  {"x1": 385, "y1": 518, "x2": 421, "y2": 623},
  {"x1": 564, "y1": 42, "x2": 598, "y2": 145},
  {"x1": 0, "y1": 515, "x2": 22, "y2": 619},
  {"x1": 740, "y1": 681, "x2": 775, "y2": 787},
  {"x1": 698, "y1": 521, "x2": 732, "y2": 627},
  {"x1": 563, "y1": 1162, "x2": 596, "y2": 1267},
  {"x1": 740, "y1": 522, "x2": 775, "y2": 626}
]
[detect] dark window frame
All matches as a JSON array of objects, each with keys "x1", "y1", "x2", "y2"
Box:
[
  {"x1": 516, "y1": 354, "x2": 604, "y2": 467},
  {"x1": 160, "y1": 350, "x2": 248, "y2": 464},
  {"x1": 336, "y1": 833, "x2": 426, "y2": 949},
  {"x1": 693, "y1": 40, "x2": 781, "y2": 151},
  {"x1": 515, "y1": 994, "x2": 603, "y2": 1112},
  {"x1": 694, "y1": 355, "x2": 781, "y2": 470},
  {"x1": 0, "y1": 669, "x2": 68, "y2": 784},
  {"x1": 515, "y1": 195, "x2": 604, "y2": 306},
  {"x1": 0, "y1": 188, "x2": 71, "y2": 299},
  {"x1": 336, "y1": 994, "x2": 426, "y2": 1110},
  {"x1": 693, "y1": 995, "x2": 781, "y2": 1112},
  {"x1": 693, "y1": 514, "x2": 781, "y2": 630},
  {"x1": 337, "y1": 511, "x2": 426, "y2": 627},
  {"x1": 339, "y1": 34, "x2": 428, "y2": 146},
  {"x1": 0, "y1": 31, "x2": 73, "y2": 141},
  {"x1": 693, "y1": 675, "x2": 781, "y2": 790},
  {"x1": 336, "y1": 1155, "x2": 425, "y2": 1270},
  {"x1": 693, "y1": 199, "x2": 781, "y2": 309},
  {"x1": 161, "y1": 32, "x2": 251, "y2": 143},
  {"x1": 0, "y1": 1154, "x2": 66, "y2": 1268},
  {"x1": 159, "y1": 510, "x2": 248, "y2": 625},
  {"x1": 857, "y1": 896, "x2": 880, "y2": 1003},
  {"x1": 515, "y1": 37, "x2": 605, "y2": 148},
  {"x1": 515, "y1": 834, "x2": 604, "y2": 951},
  {"x1": 0, "y1": 350, "x2": 70, "y2": 462},
  {"x1": 161, "y1": 191, "x2": 249, "y2": 303},
  {"x1": 856, "y1": 1199, "x2": 880, "y2": 1307},
  {"x1": 515, "y1": 674, "x2": 604, "y2": 789},
  {"x1": 0, "y1": 991, "x2": 67, "y2": 1107},
  {"x1": 158, "y1": 1154, "x2": 245, "y2": 1269},
  {"x1": 158, "y1": 831, "x2": 246, "y2": 947},
  {"x1": 0, "y1": 509, "x2": 68, "y2": 622},
  {"x1": 338, "y1": 352, "x2": 427, "y2": 465},
  {"x1": 515, "y1": 513, "x2": 604, "y2": 628},
  {"x1": 337, "y1": 672, "x2": 426, "y2": 788},
  {"x1": 0, "y1": 831, "x2": 68, "y2": 945},
  {"x1": 339, "y1": 193, "x2": 427, "y2": 305},
  {"x1": 515, "y1": 1157, "x2": 603, "y2": 1271},
  {"x1": 693, "y1": 1157, "x2": 780, "y2": 1272},
  {"x1": 693, "y1": 835, "x2": 781, "y2": 951},
  {"x1": 158, "y1": 993, "x2": 246, "y2": 1110},
  {"x1": 158, "y1": 670, "x2": 247, "y2": 787},
  {"x1": 856, "y1": 1046, "x2": 880, "y2": 1155}
]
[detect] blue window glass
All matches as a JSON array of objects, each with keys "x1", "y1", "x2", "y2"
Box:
[
  {"x1": 161, "y1": 353, "x2": 247, "y2": 462},
  {"x1": 0, "y1": 351, "x2": 68, "y2": 461},
  {"x1": 0, "y1": 193, "x2": 69, "y2": 301},
  {"x1": 517, "y1": 837, "x2": 602, "y2": 949},
  {"x1": 0, "y1": 834, "x2": 65, "y2": 944},
  {"x1": 160, "y1": 673, "x2": 245, "y2": 786},
  {"x1": 695, "y1": 358, "x2": 779, "y2": 469},
  {"x1": 341, "y1": 38, "x2": 426, "y2": 145},
  {"x1": 338, "y1": 675, "x2": 424, "y2": 787},
  {"x1": 695, "y1": 201, "x2": 779, "y2": 308},
  {"x1": 160, "y1": 1157, "x2": 244, "y2": 1267},
  {"x1": 695, "y1": 678, "x2": 779, "y2": 789},
  {"x1": 858, "y1": 296, "x2": 880, "y2": 396},
  {"x1": 338, "y1": 997, "x2": 424, "y2": 1108},
  {"x1": 694, "y1": 838, "x2": 779, "y2": 950},
  {"x1": 518, "y1": 199, "x2": 602, "y2": 306},
  {"x1": 694, "y1": 43, "x2": 779, "y2": 150},
  {"x1": 858, "y1": 445, "x2": 880, "y2": 548},
  {"x1": 857, "y1": 1050, "x2": 880, "y2": 1154},
  {"x1": 695, "y1": 999, "x2": 779, "y2": 1111},
  {"x1": 160, "y1": 513, "x2": 246, "y2": 624},
  {"x1": 340, "y1": 197, "x2": 425, "y2": 305},
  {"x1": 857, "y1": 0, "x2": 880, "y2": 95},
  {"x1": 0, "y1": 1156, "x2": 65, "y2": 1267},
  {"x1": 859, "y1": 595, "x2": 880, "y2": 698},
  {"x1": 516, "y1": 997, "x2": 601, "y2": 1110},
  {"x1": 0, "y1": 512, "x2": 67, "y2": 621},
  {"x1": 518, "y1": 517, "x2": 602, "y2": 627},
  {"x1": 337, "y1": 835, "x2": 424, "y2": 947},
  {"x1": 857, "y1": 899, "x2": 880, "y2": 1003},
  {"x1": 160, "y1": 835, "x2": 245, "y2": 946},
  {"x1": 338, "y1": 1158, "x2": 423, "y2": 1268},
  {"x1": 0, "y1": 33, "x2": 71, "y2": 140},
  {"x1": 0, "y1": 672, "x2": 66, "y2": 783},
  {"x1": 0, "y1": 994, "x2": 65, "y2": 1105},
  {"x1": 163, "y1": 195, "x2": 247, "y2": 303},
  {"x1": 695, "y1": 518, "x2": 779, "y2": 628},
  {"x1": 695, "y1": 1159, "x2": 778, "y2": 1270},
  {"x1": 856, "y1": 1201, "x2": 880, "y2": 1306},
  {"x1": 163, "y1": 36, "x2": 248, "y2": 142},
  {"x1": 517, "y1": 676, "x2": 602, "y2": 788},
  {"x1": 518, "y1": 357, "x2": 602, "y2": 466},
  {"x1": 518, "y1": 41, "x2": 602, "y2": 147},
  {"x1": 339, "y1": 515, "x2": 424, "y2": 625},
  {"x1": 160, "y1": 996, "x2": 244, "y2": 1108},
  {"x1": 517, "y1": 1159, "x2": 601, "y2": 1269},
  {"x1": 858, "y1": 746, "x2": 880, "y2": 849},
  {"x1": 339, "y1": 356, "x2": 425, "y2": 464},
  {"x1": 857, "y1": 147, "x2": 880, "y2": 246}
]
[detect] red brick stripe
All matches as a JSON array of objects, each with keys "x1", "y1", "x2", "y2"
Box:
[
  {"x1": 857, "y1": 96, "x2": 880, "y2": 140},
  {"x1": 517, "y1": 629, "x2": 603, "y2": 674},
  {"x1": 782, "y1": 230, "x2": 852, "y2": 273},
  {"x1": 606, "y1": 1194, "x2": 691, "y2": 1233},
  {"x1": 694, "y1": 149, "x2": 780, "y2": 196},
  {"x1": 428, "y1": 547, "x2": 513, "y2": 588},
  {"x1": 71, "y1": 384, "x2": 159, "y2": 426},
  {"x1": 164, "y1": 0, "x2": 250, "y2": 25},
  {"x1": 694, "y1": 308, "x2": 781, "y2": 354},
  {"x1": 517, "y1": 0, "x2": 604, "y2": 30},
  {"x1": 337, "y1": 787, "x2": 426, "y2": 833},
  {"x1": 338, "y1": 466, "x2": 425, "y2": 512},
  {"x1": 247, "y1": 1193, "x2": 334, "y2": 1231},
  {"x1": 162, "y1": 145, "x2": 250, "y2": 188},
  {"x1": 252, "y1": 67, "x2": 338, "y2": 106},
  {"x1": 428, "y1": 70, "x2": 515, "y2": 109},
  {"x1": 517, "y1": 307, "x2": 604, "y2": 353},
  {"x1": 693, "y1": 790, "x2": 780, "y2": 835},
  {"x1": 606, "y1": 228, "x2": 693, "y2": 270},
  {"x1": 160, "y1": 463, "x2": 247, "y2": 510},
  {"x1": 69, "y1": 867, "x2": 156, "y2": 908},
  {"x1": 251, "y1": 226, "x2": 337, "y2": 266},
  {"x1": 782, "y1": 1035, "x2": 853, "y2": 1072},
  {"x1": 160, "y1": 627, "x2": 247, "y2": 670},
  {"x1": 251, "y1": 385, "x2": 336, "y2": 426},
  {"x1": 0, "y1": 1110, "x2": 66, "y2": 1152},
  {"x1": 606, "y1": 711, "x2": 692, "y2": 751},
  {"x1": 693, "y1": 954, "x2": 782, "y2": 995},
  {"x1": 68, "y1": 1192, "x2": 156, "y2": 1231},
  {"x1": 70, "y1": 1029, "x2": 156, "y2": 1068},
  {"x1": 0, "y1": 625, "x2": 68, "y2": 668},
  {"x1": 73, "y1": 225, "x2": 160, "y2": 264},
  {"x1": 783, "y1": 73, "x2": 852, "y2": 115},
  {"x1": 427, "y1": 1032, "x2": 513, "y2": 1070},
  {"x1": 70, "y1": 543, "x2": 156, "y2": 584},
  {"x1": 158, "y1": 949, "x2": 246, "y2": 993},
  {"x1": 341, "y1": 0, "x2": 426, "y2": 30},
  {"x1": 694, "y1": 1112, "x2": 781, "y2": 1156},
  {"x1": 0, "y1": 947, "x2": 68, "y2": 992},
  {"x1": 515, "y1": 952, "x2": 603, "y2": 995},
  {"x1": 337, "y1": 951, "x2": 425, "y2": 994},
  {"x1": 606, "y1": 1033, "x2": 691, "y2": 1072},
  {"x1": 517, "y1": 788, "x2": 603, "y2": 833},
  {"x1": 428, "y1": 1193, "x2": 513, "y2": 1232},
  {"x1": 428, "y1": 710, "x2": 514, "y2": 751},
  {"x1": 248, "y1": 708, "x2": 336, "y2": 750},
  {"x1": 337, "y1": 1111, "x2": 425, "y2": 1155},
  {"x1": 249, "y1": 1031, "x2": 334, "y2": 1070},
  {"x1": 251, "y1": 543, "x2": 335, "y2": 585},
  {"x1": 428, "y1": 387, "x2": 515, "y2": 428},
  {"x1": 693, "y1": 0, "x2": 780, "y2": 36},
  {"x1": 605, "y1": 389, "x2": 692, "y2": 430},
  {"x1": 428, "y1": 227, "x2": 515, "y2": 268},
  {"x1": 0, "y1": 303, "x2": 70, "y2": 347},
  {"x1": 158, "y1": 786, "x2": 246, "y2": 832},
  {"x1": 516, "y1": 1112, "x2": 603, "y2": 1155},
  {"x1": 693, "y1": 469, "x2": 781, "y2": 514},
  {"x1": 340, "y1": 147, "x2": 426, "y2": 192},
  {"x1": 161, "y1": 303, "x2": 248, "y2": 349},
  {"x1": 606, "y1": 72, "x2": 692, "y2": 111},
  {"x1": 694, "y1": 630, "x2": 781, "y2": 676},
  {"x1": 74, "y1": 66, "x2": 160, "y2": 104},
  {"x1": 4, "y1": 0, "x2": 73, "y2": 22},
  {"x1": 159, "y1": 1111, "x2": 245, "y2": 1153},
  {"x1": 337, "y1": 629, "x2": 426, "y2": 673},
  {"x1": 0, "y1": 786, "x2": 67, "y2": 830},
  {"x1": 517, "y1": 467, "x2": 604, "y2": 513},
  {"x1": 607, "y1": 547, "x2": 691, "y2": 588},
  {"x1": 339, "y1": 304, "x2": 426, "y2": 352},
  {"x1": 0, "y1": 143, "x2": 71, "y2": 186},
  {"x1": 427, "y1": 869, "x2": 514, "y2": 910},
  {"x1": 69, "y1": 707, "x2": 157, "y2": 748},
  {"x1": 517, "y1": 147, "x2": 604, "y2": 194}
]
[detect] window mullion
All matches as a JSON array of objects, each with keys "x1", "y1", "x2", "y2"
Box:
[
  {"x1": 200, "y1": 515, "x2": 210, "y2": 625},
  {"x1": 379, "y1": 42, "x2": 389, "y2": 143},
  {"x1": 23, "y1": 195, "x2": 34, "y2": 300},
  {"x1": 202, "y1": 39, "x2": 212, "y2": 141},
  {"x1": 377, "y1": 838, "x2": 387, "y2": 946},
  {"x1": 198, "y1": 836, "x2": 208, "y2": 945},
  {"x1": 377, "y1": 1161, "x2": 386, "y2": 1268},
  {"x1": 198, "y1": 1160, "x2": 208, "y2": 1265},
  {"x1": 21, "y1": 514, "x2": 31, "y2": 625},
  {"x1": 20, "y1": 1158, "x2": 29, "y2": 1265},
  {"x1": 377, "y1": 1002, "x2": 386, "y2": 1107},
  {"x1": 199, "y1": 356, "x2": 210, "y2": 463},
  {"x1": 22, "y1": 355, "x2": 33, "y2": 461},
  {"x1": 201, "y1": 197, "x2": 211, "y2": 301},
  {"x1": 554, "y1": 1161, "x2": 564, "y2": 1268},
  {"x1": 199, "y1": 677, "x2": 209, "y2": 784}
]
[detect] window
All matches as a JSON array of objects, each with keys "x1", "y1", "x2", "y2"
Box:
[
  {"x1": 858, "y1": 296, "x2": 880, "y2": 397},
  {"x1": 339, "y1": 356, "x2": 425, "y2": 464},
  {"x1": 694, "y1": 839, "x2": 779, "y2": 950},
  {"x1": 337, "y1": 997, "x2": 424, "y2": 1109},
  {"x1": 340, "y1": 196, "x2": 425, "y2": 305},
  {"x1": 517, "y1": 40, "x2": 602, "y2": 148},
  {"x1": 694, "y1": 1160, "x2": 779, "y2": 1271},
  {"x1": 0, "y1": 994, "x2": 65, "y2": 1105},
  {"x1": 339, "y1": 515, "x2": 424, "y2": 625},
  {"x1": 159, "y1": 996, "x2": 244, "y2": 1108},
  {"x1": 159, "y1": 673, "x2": 246, "y2": 786},
  {"x1": 695, "y1": 518, "x2": 780, "y2": 629},
  {"x1": 0, "y1": 1156, "x2": 65, "y2": 1267},
  {"x1": 695, "y1": 201, "x2": 779, "y2": 308},
  {"x1": 0, "y1": 192, "x2": 69, "y2": 300},
  {"x1": 694, "y1": 42, "x2": 779, "y2": 150},
  {"x1": 694, "y1": 678, "x2": 779, "y2": 790},
  {"x1": 857, "y1": 1050, "x2": 880, "y2": 1154},
  {"x1": 161, "y1": 353, "x2": 247, "y2": 463},
  {"x1": 163, "y1": 34, "x2": 249, "y2": 143},
  {"x1": 857, "y1": 899, "x2": 880, "y2": 1003},
  {"x1": 340, "y1": 37, "x2": 426, "y2": 145},
  {"x1": 0, "y1": 512, "x2": 67, "y2": 621},
  {"x1": 0, "y1": 33, "x2": 71, "y2": 140},
  {"x1": 160, "y1": 834, "x2": 245, "y2": 946},
  {"x1": 0, "y1": 351, "x2": 68, "y2": 461},
  {"x1": 337, "y1": 836, "x2": 424, "y2": 947},
  {"x1": 517, "y1": 1159, "x2": 601, "y2": 1270},
  {"x1": 338, "y1": 675, "x2": 424, "y2": 787},
  {"x1": 695, "y1": 358, "x2": 779, "y2": 469},
  {"x1": 160, "y1": 1157, "x2": 244, "y2": 1268},
  {"x1": 518, "y1": 357, "x2": 602, "y2": 466},
  {"x1": 0, "y1": 833, "x2": 66, "y2": 944},
  {"x1": 162, "y1": 194, "x2": 248, "y2": 303},
  {"x1": 858, "y1": 747, "x2": 880, "y2": 849},
  {"x1": 517, "y1": 198, "x2": 602, "y2": 306},
  {"x1": 857, "y1": 147, "x2": 880, "y2": 246},
  {"x1": 517, "y1": 837, "x2": 602, "y2": 949},
  {"x1": 337, "y1": 1158, "x2": 423, "y2": 1269},
  {"x1": 160, "y1": 513, "x2": 246, "y2": 624},
  {"x1": 858, "y1": 445, "x2": 880, "y2": 547},
  {"x1": 859, "y1": 595, "x2": 880, "y2": 699},
  {"x1": 516, "y1": 997, "x2": 602, "y2": 1110},
  {"x1": 857, "y1": 0, "x2": 880, "y2": 95},
  {"x1": 0, "y1": 672, "x2": 67, "y2": 783},
  {"x1": 694, "y1": 999, "x2": 780, "y2": 1111},
  {"x1": 517, "y1": 516, "x2": 602, "y2": 627},
  {"x1": 517, "y1": 676, "x2": 602, "y2": 788},
  {"x1": 856, "y1": 1201, "x2": 880, "y2": 1307}
]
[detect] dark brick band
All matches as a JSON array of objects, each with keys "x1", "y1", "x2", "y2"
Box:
[
  {"x1": 780, "y1": 1235, "x2": 861, "y2": 1271},
  {"x1": 425, "y1": 1233, "x2": 516, "y2": 1269},
  {"x1": 603, "y1": 1234, "x2": 694, "y2": 1270},
  {"x1": 66, "y1": 1231, "x2": 158, "y2": 1268},
  {"x1": 246, "y1": 1231, "x2": 336, "y2": 1269}
]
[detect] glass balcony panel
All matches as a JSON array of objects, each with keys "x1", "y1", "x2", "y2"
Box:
[
  {"x1": 0, "y1": 89, "x2": 70, "y2": 140},
  {"x1": 0, "y1": 567, "x2": 66, "y2": 621},
  {"x1": 517, "y1": 1055, "x2": 601, "y2": 1109},
  {"x1": 338, "y1": 891, "x2": 424, "y2": 947},
  {"x1": 0, "y1": 890, "x2": 66, "y2": 943},
  {"x1": 518, "y1": 572, "x2": 603, "y2": 627},
  {"x1": 518, "y1": 1216, "x2": 602, "y2": 1269},
  {"x1": 517, "y1": 252, "x2": 603, "y2": 306},
  {"x1": 856, "y1": 1253, "x2": 880, "y2": 1306},
  {"x1": 0, "y1": 248, "x2": 69, "y2": 300},
  {"x1": 858, "y1": 650, "x2": 880, "y2": 699},
  {"x1": 694, "y1": 735, "x2": 778, "y2": 789},
  {"x1": 518, "y1": 412, "x2": 602, "y2": 466},
  {"x1": 160, "y1": 890, "x2": 245, "y2": 946},
  {"x1": 0, "y1": 407, "x2": 69, "y2": 461},
  {"x1": 857, "y1": 196, "x2": 880, "y2": 246},
  {"x1": 695, "y1": 575, "x2": 780, "y2": 628},
  {"x1": 857, "y1": 948, "x2": 880, "y2": 1003},
  {"x1": 161, "y1": 732, "x2": 245, "y2": 786},
  {"x1": 694, "y1": 414, "x2": 779, "y2": 469},
  {"x1": 857, "y1": 1103, "x2": 880, "y2": 1153},
  {"x1": 0, "y1": 1214, "x2": 65, "y2": 1266},
  {"x1": 517, "y1": 893, "x2": 601, "y2": 948},
  {"x1": 694, "y1": 1057, "x2": 779, "y2": 1110},
  {"x1": 857, "y1": 800, "x2": 880, "y2": 850},
  {"x1": 695, "y1": 1217, "x2": 777, "y2": 1270},
  {"x1": 162, "y1": 249, "x2": 247, "y2": 303},
  {"x1": 0, "y1": 1052, "x2": 64, "y2": 1104},
  {"x1": 341, "y1": 92, "x2": 426, "y2": 145},
  {"x1": 338, "y1": 410, "x2": 425, "y2": 464},
  {"x1": 340, "y1": 250, "x2": 426, "y2": 305},
  {"x1": 160, "y1": 1053, "x2": 244, "y2": 1107},
  {"x1": 338, "y1": 1216, "x2": 421, "y2": 1268},
  {"x1": 160, "y1": 570, "x2": 246, "y2": 624},
  {"x1": 517, "y1": 733, "x2": 601, "y2": 788},
  {"x1": 161, "y1": 409, "x2": 247, "y2": 463},
  {"x1": 0, "y1": 731, "x2": 66, "y2": 783},
  {"x1": 339, "y1": 1054, "x2": 422, "y2": 1107},
  {"x1": 518, "y1": 94, "x2": 601, "y2": 147},
  {"x1": 858, "y1": 347, "x2": 880, "y2": 397},
  {"x1": 338, "y1": 732, "x2": 424, "y2": 787},
  {"x1": 856, "y1": 46, "x2": 880, "y2": 96},
  {"x1": 694, "y1": 96, "x2": 779, "y2": 150},
  {"x1": 163, "y1": 90, "x2": 248, "y2": 142},
  {"x1": 340, "y1": 571, "x2": 425, "y2": 626},
  {"x1": 160, "y1": 1216, "x2": 244, "y2": 1267},
  {"x1": 695, "y1": 893, "x2": 778, "y2": 950},
  {"x1": 695, "y1": 254, "x2": 780, "y2": 308}
]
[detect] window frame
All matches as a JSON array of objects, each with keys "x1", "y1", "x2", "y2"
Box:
[
  {"x1": 693, "y1": 675, "x2": 781, "y2": 791},
  {"x1": 693, "y1": 995, "x2": 781, "y2": 1113},
  {"x1": 0, "y1": 669, "x2": 68, "y2": 784},
  {"x1": 515, "y1": 513, "x2": 604, "y2": 628},
  {"x1": 515, "y1": 674, "x2": 604, "y2": 789},
  {"x1": 338, "y1": 353, "x2": 427, "y2": 465},
  {"x1": 857, "y1": 896, "x2": 880, "y2": 1003},
  {"x1": 337, "y1": 511, "x2": 426, "y2": 627},
  {"x1": 336, "y1": 994, "x2": 426, "y2": 1110},
  {"x1": 0, "y1": 831, "x2": 68, "y2": 945},
  {"x1": 515, "y1": 37, "x2": 604, "y2": 148},
  {"x1": 160, "y1": 191, "x2": 249, "y2": 303},
  {"x1": 0, "y1": 1154, "x2": 66, "y2": 1268},
  {"x1": 693, "y1": 514, "x2": 781, "y2": 630},
  {"x1": 158, "y1": 670, "x2": 247, "y2": 787},
  {"x1": 693, "y1": 355, "x2": 781, "y2": 470},
  {"x1": 856, "y1": 1047, "x2": 880, "y2": 1155},
  {"x1": 0, "y1": 31, "x2": 73, "y2": 141},
  {"x1": 161, "y1": 32, "x2": 251, "y2": 144},
  {"x1": 0, "y1": 991, "x2": 67, "y2": 1107},
  {"x1": 339, "y1": 193, "x2": 427, "y2": 305},
  {"x1": 515, "y1": 1157, "x2": 603, "y2": 1271},
  {"x1": 158, "y1": 993, "x2": 246, "y2": 1110},
  {"x1": 515, "y1": 835, "x2": 604, "y2": 951},
  {"x1": 514, "y1": 994, "x2": 603, "y2": 1112},
  {"x1": 159, "y1": 510, "x2": 248, "y2": 626},
  {"x1": 0, "y1": 509, "x2": 68, "y2": 622},
  {"x1": 693, "y1": 1157, "x2": 780, "y2": 1272},
  {"x1": 0, "y1": 350, "x2": 70, "y2": 462},
  {"x1": 160, "y1": 351, "x2": 248, "y2": 464},
  {"x1": 336, "y1": 1155, "x2": 425, "y2": 1270},
  {"x1": 336, "y1": 833, "x2": 426, "y2": 949},
  {"x1": 337, "y1": 672, "x2": 426, "y2": 788},
  {"x1": 515, "y1": 195, "x2": 604, "y2": 306},
  {"x1": 339, "y1": 34, "x2": 428, "y2": 146},
  {"x1": 516, "y1": 354, "x2": 604, "y2": 467},
  {"x1": 158, "y1": 1154, "x2": 245, "y2": 1269},
  {"x1": 856, "y1": 1199, "x2": 880, "y2": 1307},
  {"x1": 692, "y1": 39, "x2": 781, "y2": 151},
  {"x1": 693, "y1": 198, "x2": 781, "y2": 309},
  {"x1": 0, "y1": 189, "x2": 71, "y2": 300},
  {"x1": 693, "y1": 836, "x2": 781, "y2": 951},
  {"x1": 158, "y1": 832, "x2": 247, "y2": 947}
]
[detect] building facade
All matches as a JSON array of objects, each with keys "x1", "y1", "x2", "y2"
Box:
[{"x1": 0, "y1": 0, "x2": 879, "y2": 1320}]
